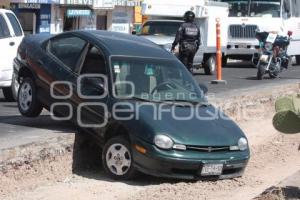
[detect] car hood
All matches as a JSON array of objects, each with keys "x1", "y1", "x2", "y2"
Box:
[
  {"x1": 139, "y1": 35, "x2": 175, "y2": 46},
  {"x1": 130, "y1": 103, "x2": 246, "y2": 147}
]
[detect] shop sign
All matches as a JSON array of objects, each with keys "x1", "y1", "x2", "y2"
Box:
[
  {"x1": 60, "y1": 0, "x2": 93, "y2": 5},
  {"x1": 67, "y1": 9, "x2": 92, "y2": 17},
  {"x1": 112, "y1": 23, "x2": 129, "y2": 34},
  {"x1": 113, "y1": 0, "x2": 142, "y2": 7},
  {"x1": 25, "y1": 0, "x2": 59, "y2": 3},
  {"x1": 10, "y1": 0, "x2": 58, "y2": 3},
  {"x1": 18, "y1": 3, "x2": 41, "y2": 9},
  {"x1": 93, "y1": 0, "x2": 114, "y2": 9}
]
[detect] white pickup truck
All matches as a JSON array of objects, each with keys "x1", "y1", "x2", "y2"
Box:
[
  {"x1": 140, "y1": 0, "x2": 229, "y2": 75},
  {"x1": 0, "y1": 9, "x2": 24, "y2": 101}
]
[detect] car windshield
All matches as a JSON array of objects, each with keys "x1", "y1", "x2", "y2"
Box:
[
  {"x1": 140, "y1": 21, "x2": 182, "y2": 36},
  {"x1": 111, "y1": 57, "x2": 205, "y2": 103},
  {"x1": 249, "y1": 1, "x2": 281, "y2": 17},
  {"x1": 220, "y1": 0, "x2": 281, "y2": 17}
]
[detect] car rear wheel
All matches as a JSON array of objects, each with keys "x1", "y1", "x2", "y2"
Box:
[
  {"x1": 18, "y1": 77, "x2": 43, "y2": 117},
  {"x1": 102, "y1": 136, "x2": 137, "y2": 180},
  {"x1": 2, "y1": 87, "x2": 14, "y2": 102}
]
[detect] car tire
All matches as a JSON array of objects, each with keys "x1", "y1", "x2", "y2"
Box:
[
  {"x1": 222, "y1": 56, "x2": 228, "y2": 67},
  {"x1": 2, "y1": 74, "x2": 19, "y2": 102},
  {"x1": 2, "y1": 87, "x2": 14, "y2": 102},
  {"x1": 11, "y1": 73, "x2": 19, "y2": 101},
  {"x1": 257, "y1": 64, "x2": 265, "y2": 80},
  {"x1": 102, "y1": 135, "x2": 137, "y2": 180},
  {"x1": 17, "y1": 77, "x2": 43, "y2": 117},
  {"x1": 204, "y1": 55, "x2": 216, "y2": 75},
  {"x1": 296, "y1": 55, "x2": 300, "y2": 65}
]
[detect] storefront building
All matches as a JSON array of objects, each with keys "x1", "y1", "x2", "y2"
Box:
[
  {"x1": 0, "y1": 0, "x2": 11, "y2": 9},
  {"x1": 10, "y1": 0, "x2": 55, "y2": 35},
  {"x1": 9, "y1": 0, "x2": 143, "y2": 35},
  {"x1": 109, "y1": 0, "x2": 142, "y2": 34}
]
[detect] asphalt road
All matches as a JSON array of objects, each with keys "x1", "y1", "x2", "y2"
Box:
[
  {"x1": 0, "y1": 61, "x2": 299, "y2": 149},
  {"x1": 195, "y1": 61, "x2": 300, "y2": 95}
]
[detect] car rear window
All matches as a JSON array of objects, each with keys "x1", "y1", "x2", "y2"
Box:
[
  {"x1": 6, "y1": 13, "x2": 23, "y2": 37},
  {"x1": 49, "y1": 36, "x2": 87, "y2": 71},
  {"x1": 0, "y1": 14, "x2": 10, "y2": 39}
]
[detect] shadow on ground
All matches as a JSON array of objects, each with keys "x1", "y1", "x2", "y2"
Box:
[
  {"x1": 0, "y1": 115, "x2": 74, "y2": 133},
  {"x1": 71, "y1": 132, "x2": 194, "y2": 187},
  {"x1": 255, "y1": 186, "x2": 300, "y2": 200}
]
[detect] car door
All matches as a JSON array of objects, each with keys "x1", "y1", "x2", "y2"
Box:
[
  {"x1": 0, "y1": 13, "x2": 14, "y2": 78},
  {"x1": 76, "y1": 44, "x2": 109, "y2": 138},
  {"x1": 43, "y1": 34, "x2": 88, "y2": 119},
  {"x1": 5, "y1": 11, "x2": 24, "y2": 54}
]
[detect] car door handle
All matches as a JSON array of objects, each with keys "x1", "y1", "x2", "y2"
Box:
[{"x1": 9, "y1": 41, "x2": 15, "y2": 46}]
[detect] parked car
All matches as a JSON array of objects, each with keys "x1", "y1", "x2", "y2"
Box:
[
  {"x1": 0, "y1": 9, "x2": 24, "y2": 101},
  {"x1": 14, "y1": 30, "x2": 250, "y2": 180}
]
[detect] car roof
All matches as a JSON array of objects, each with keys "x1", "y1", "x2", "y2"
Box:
[
  {"x1": 77, "y1": 30, "x2": 173, "y2": 59},
  {"x1": 0, "y1": 9, "x2": 14, "y2": 14}
]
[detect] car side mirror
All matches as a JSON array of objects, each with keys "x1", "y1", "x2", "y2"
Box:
[
  {"x1": 199, "y1": 83, "x2": 208, "y2": 95},
  {"x1": 79, "y1": 77, "x2": 106, "y2": 97}
]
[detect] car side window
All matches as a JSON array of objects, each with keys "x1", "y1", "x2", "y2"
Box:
[
  {"x1": 80, "y1": 46, "x2": 106, "y2": 75},
  {"x1": 5, "y1": 13, "x2": 23, "y2": 36},
  {"x1": 48, "y1": 36, "x2": 87, "y2": 72},
  {"x1": 0, "y1": 14, "x2": 10, "y2": 39},
  {"x1": 79, "y1": 46, "x2": 107, "y2": 96}
]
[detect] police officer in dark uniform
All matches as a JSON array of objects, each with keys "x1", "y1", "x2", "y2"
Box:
[{"x1": 171, "y1": 11, "x2": 201, "y2": 73}]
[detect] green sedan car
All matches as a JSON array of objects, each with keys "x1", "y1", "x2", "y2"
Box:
[{"x1": 14, "y1": 30, "x2": 249, "y2": 180}]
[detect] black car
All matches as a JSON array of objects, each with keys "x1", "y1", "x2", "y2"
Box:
[{"x1": 14, "y1": 30, "x2": 249, "y2": 180}]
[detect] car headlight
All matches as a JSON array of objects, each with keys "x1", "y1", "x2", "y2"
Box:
[
  {"x1": 264, "y1": 42, "x2": 273, "y2": 51},
  {"x1": 238, "y1": 137, "x2": 248, "y2": 151},
  {"x1": 154, "y1": 135, "x2": 174, "y2": 150}
]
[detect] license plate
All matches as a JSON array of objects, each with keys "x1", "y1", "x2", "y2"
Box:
[
  {"x1": 259, "y1": 54, "x2": 269, "y2": 62},
  {"x1": 266, "y1": 33, "x2": 277, "y2": 43},
  {"x1": 238, "y1": 44, "x2": 248, "y2": 48},
  {"x1": 201, "y1": 164, "x2": 223, "y2": 176}
]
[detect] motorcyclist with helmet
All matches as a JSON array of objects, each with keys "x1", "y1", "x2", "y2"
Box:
[{"x1": 171, "y1": 11, "x2": 201, "y2": 73}]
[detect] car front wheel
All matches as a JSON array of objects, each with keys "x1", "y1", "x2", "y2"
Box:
[
  {"x1": 18, "y1": 77, "x2": 43, "y2": 117},
  {"x1": 102, "y1": 136, "x2": 137, "y2": 180}
]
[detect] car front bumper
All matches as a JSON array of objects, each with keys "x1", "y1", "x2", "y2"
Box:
[
  {"x1": 0, "y1": 68, "x2": 13, "y2": 88},
  {"x1": 131, "y1": 136, "x2": 250, "y2": 180}
]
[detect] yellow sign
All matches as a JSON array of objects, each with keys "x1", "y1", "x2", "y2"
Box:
[
  {"x1": 0, "y1": 0, "x2": 10, "y2": 9},
  {"x1": 134, "y1": 6, "x2": 142, "y2": 23}
]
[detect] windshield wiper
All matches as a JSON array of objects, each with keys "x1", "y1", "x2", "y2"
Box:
[
  {"x1": 163, "y1": 99, "x2": 209, "y2": 106},
  {"x1": 129, "y1": 96, "x2": 153, "y2": 102},
  {"x1": 129, "y1": 96, "x2": 165, "y2": 103}
]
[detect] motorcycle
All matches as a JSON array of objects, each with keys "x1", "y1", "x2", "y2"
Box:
[{"x1": 252, "y1": 30, "x2": 292, "y2": 80}]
